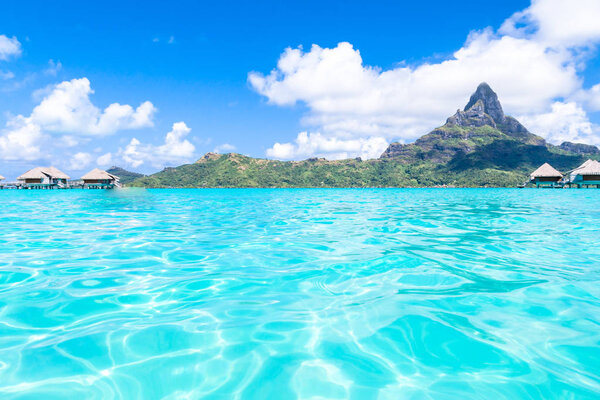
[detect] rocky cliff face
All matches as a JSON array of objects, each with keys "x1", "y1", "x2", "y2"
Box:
[
  {"x1": 446, "y1": 99, "x2": 496, "y2": 128},
  {"x1": 464, "y1": 82, "x2": 505, "y2": 124},
  {"x1": 559, "y1": 141, "x2": 599, "y2": 155}
]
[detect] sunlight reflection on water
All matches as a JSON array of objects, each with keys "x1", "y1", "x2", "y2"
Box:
[{"x1": 0, "y1": 188, "x2": 599, "y2": 399}]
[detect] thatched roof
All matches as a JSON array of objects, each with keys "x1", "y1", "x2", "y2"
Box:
[
  {"x1": 573, "y1": 159, "x2": 600, "y2": 176},
  {"x1": 18, "y1": 167, "x2": 51, "y2": 180},
  {"x1": 578, "y1": 159, "x2": 595, "y2": 169},
  {"x1": 45, "y1": 166, "x2": 70, "y2": 180},
  {"x1": 17, "y1": 166, "x2": 70, "y2": 180},
  {"x1": 530, "y1": 163, "x2": 562, "y2": 179},
  {"x1": 81, "y1": 168, "x2": 118, "y2": 181}
]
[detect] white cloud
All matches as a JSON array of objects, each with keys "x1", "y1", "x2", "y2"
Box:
[
  {"x1": 500, "y1": 0, "x2": 600, "y2": 46},
  {"x1": 0, "y1": 35, "x2": 21, "y2": 60},
  {"x1": 58, "y1": 135, "x2": 80, "y2": 148},
  {"x1": 581, "y1": 83, "x2": 600, "y2": 112},
  {"x1": 518, "y1": 102, "x2": 596, "y2": 145},
  {"x1": 267, "y1": 132, "x2": 389, "y2": 160},
  {"x1": 0, "y1": 77, "x2": 156, "y2": 161},
  {"x1": 68, "y1": 152, "x2": 93, "y2": 170},
  {"x1": 160, "y1": 122, "x2": 195, "y2": 158},
  {"x1": 0, "y1": 116, "x2": 44, "y2": 161},
  {"x1": 250, "y1": 0, "x2": 600, "y2": 158},
  {"x1": 120, "y1": 122, "x2": 196, "y2": 168},
  {"x1": 0, "y1": 70, "x2": 14, "y2": 80},
  {"x1": 152, "y1": 36, "x2": 175, "y2": 44},
  {"x1": 213, "y1": 143, "x2": 236, "y2": 153},
  {"x1": 97, "y1": 152, "x2": 113, "y2": 166},
  {"x1": 44, "y1": 59, "x2": 62, "y2": 76},
  {"x1": 121, "y1": 139, "x2": 144, "y2": 168},
  {"x1": 30, "y1": 78, "x2": 156, "y2": 136}
]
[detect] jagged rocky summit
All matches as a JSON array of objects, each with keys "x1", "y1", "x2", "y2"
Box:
[
  {"x1": 449, "y1": 83, "x2": 532, "y2": 139},
  {"x1": 559, "y1": 141, "x2": 600, "y2": 155},
  {"x1": 464, "y1": 82, "x2": 505, "y2": 123},
  {"x1": 381, "y1": 82, "x2": 553, "y2": 161}
]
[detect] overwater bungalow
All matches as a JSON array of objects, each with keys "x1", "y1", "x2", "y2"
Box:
[
  {"x1": 568, "y1": 159, "x2": 600, "y2": 188},
  {"x1": 81, "y1": 168, "x2": 120, "y2": 189},
  {"x1": 17, "y1": 167, "x2": 70, "y2": 189},
  {"x1": 529, "y1": 163, "x2": 563, "y2": 187}
]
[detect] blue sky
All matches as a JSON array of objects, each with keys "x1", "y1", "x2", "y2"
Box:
[{"x1": 1, "y1": 0, "x2": 600, "y2": 178}]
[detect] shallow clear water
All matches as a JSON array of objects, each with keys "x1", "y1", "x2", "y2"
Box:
[{"x1": 0, "y1": 188, "x2": 599, "y2": 399}]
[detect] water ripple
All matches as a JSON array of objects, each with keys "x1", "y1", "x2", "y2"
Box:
[{"x1": 0, "y1": 188, "x2": 599, "y2": 399}]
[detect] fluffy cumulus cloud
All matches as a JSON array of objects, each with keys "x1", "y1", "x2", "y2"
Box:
[
  {"x1": 519, "y1": 102, "x2": 595, "y2": 144},
  {"x1": 582, "y1": 83, "x2": 600, "y2": 112},
  {"x1": 68, "y1": 152, "x2": 94, "y2": 170},
  {"x1": 97, "y1": 152, "x2": 113, "y2": 167},
  {"x1": 30, "y1": 78, "x2": 155, "y2": 136},
  {"x1": 500, "y1": 0, "x2": 600, "y2": 46},
  {"x1": 0, "y1": 116, "x2": 44, "y2": 161},
  {"x1": 0, "y1": 41, "x2": 174, "y2": 170},
  {"x1": 0, "y1": 77, "x2": 156, "y2": 161},
  {"x1": 0, "y1": 35, "x2": 21, "y2": 60},
  {"x1": 249, "y1": 0, "x2": 600, "y2": 159},
  {"x1": 267, "y1": 132, "x2": 388, "y2": 160},
  {"x1": 120, "y1": 122, "x2": 196, "y2": 168}
]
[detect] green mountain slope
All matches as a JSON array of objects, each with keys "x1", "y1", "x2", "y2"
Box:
[
  {"x1": 130, "y1": 83, "x2": 599, "y2": 188},
  {"x1": 131, "y1": 153, "x2": 412, "y2": 188},
  {"x1": 106, "y1": 166, "x2": 145, "y2": 184}
]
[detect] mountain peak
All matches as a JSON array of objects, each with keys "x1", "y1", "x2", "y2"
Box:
[
  {"x1": 464, "y1": 82, "x2": 505, "y2": 124},
  {"x1": 446, "y1": 98, "x2": 496, "y2": 128},
  {"x1": 196, "y1": 152, "x2": 225, "y2": 163}
]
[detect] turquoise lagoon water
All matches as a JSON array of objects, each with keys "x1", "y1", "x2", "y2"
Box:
[{"x1": 0, "y1": 188, "x2": 599, "y2": 399}]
